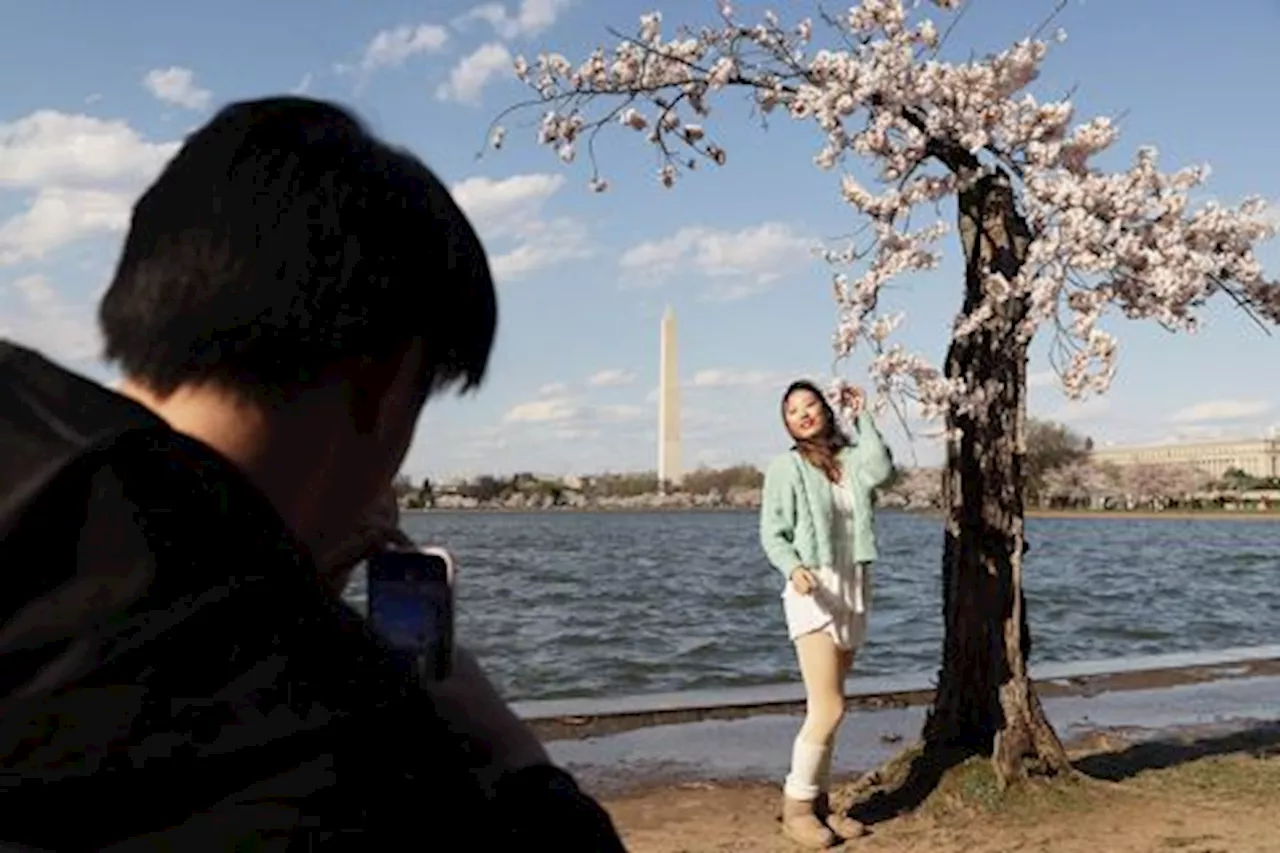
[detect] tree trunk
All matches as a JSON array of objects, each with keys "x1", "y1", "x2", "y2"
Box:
[{"x1": 922, "y1": 172, "x2": 1073, "y2": 785}]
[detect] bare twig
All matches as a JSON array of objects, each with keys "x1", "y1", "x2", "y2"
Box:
[
  {"x1": 931, "y1": 0, "x2": 975, "y2": 59},
  {"x1": 1209, "y1": 273, "x2": 1272, "y2": 334},
  {"x1": 1029, "y1": 0, "x2": 1070, "y2": 43}
]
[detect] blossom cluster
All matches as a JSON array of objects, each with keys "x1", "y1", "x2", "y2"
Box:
[
  {"x1": 1041, "y1": 459, "x2": 1213, "y2": 503},
  {"x1": 886, "y1": 458, "x2": 1218, "y2": 509},
  {"x1": 500, "y1": 0, "x2": 1278, "y2": 426}
]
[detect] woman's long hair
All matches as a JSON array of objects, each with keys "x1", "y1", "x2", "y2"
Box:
[{"x1": 782, "y1": 380, "x2": 849, "y2": 484}]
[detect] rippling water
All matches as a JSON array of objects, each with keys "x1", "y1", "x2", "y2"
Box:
[{"x1": 341, "y1": 510, "x2": 1280, "y2": 702}]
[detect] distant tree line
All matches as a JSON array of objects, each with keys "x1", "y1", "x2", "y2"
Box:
[
  {"x1": 878, "y1": 419, "x2": 1279, "y2": 511},
  {"x1": 388, "y1": 464, "x2": 765, "y2": 508},
  {"x1": 393, "y1": 425, "x2": 1276, "y2": 511}
]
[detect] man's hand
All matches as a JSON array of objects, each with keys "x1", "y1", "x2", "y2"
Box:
[
  {"x1": 317, "y1": 484, "x2": 552, "y2": 794},
  {"x1": 316, "y1": 486, "x2": 413, "y2": 594},
  {"x1": 426, "y1": 646, "x2": 550, "y2": 793},
  {"x1": 789, "y1": 567, "x2": 817, "y2": 595}
]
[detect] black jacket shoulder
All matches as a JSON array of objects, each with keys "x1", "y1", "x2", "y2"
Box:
[{"x1": 0, "y1": 343, "x2": 484, "y2": 849}]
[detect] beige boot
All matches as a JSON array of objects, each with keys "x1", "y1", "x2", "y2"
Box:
[
  {"x1": 781, "y1": 796, "x2": 837, "y2": 848},
  {"x1": 815, "y1": 792, "x2": 867, "y2": 840}
]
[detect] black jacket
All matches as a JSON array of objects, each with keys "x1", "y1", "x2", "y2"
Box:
[{"x1": 0, "y1": 341, "x2": 625, "y2": 851}]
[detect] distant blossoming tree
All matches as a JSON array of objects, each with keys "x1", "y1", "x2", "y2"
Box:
[
  {"x1": 882, "y1": 465, "x2": 943, "y2": 508},
  {"x1": 1025, "y1": 419, "x2": 1091, "y2": 504},
  {"x1": 1040, "y1": 459, "x2": 1111, "y2": 507},
  {"x1": 1118, "y1": 463, "x2": 1213, "y2": 507},
  {"x1": 491, "y1": 0, "x2": 1280, "y2": 785}
]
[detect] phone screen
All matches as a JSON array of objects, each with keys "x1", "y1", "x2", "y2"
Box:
[{"x1": 366, "y1": 550, "x2": 453, "y2": 680}]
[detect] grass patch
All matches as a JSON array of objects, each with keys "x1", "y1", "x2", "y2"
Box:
[
  {"x1": 845, "y1": 745, "x2": 1101, "y2": 827},
  {"x1": 845, "y1": 725, "x2": 1280, "y2": 839},
  {"x1": 917, "y1": 757, "x2": 1098, "y2": 822},
  {"x1": 1131, "y1": 752, "x2": 1280, "y2": 803}
]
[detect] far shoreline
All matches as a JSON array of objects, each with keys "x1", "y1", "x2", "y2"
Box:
[
  {"x1": 402, "y1": 505, "x2": 1280, "y2": 521},
  {"x1": 1025, "y1": 507, "x2": 1280, "y2": 521}
]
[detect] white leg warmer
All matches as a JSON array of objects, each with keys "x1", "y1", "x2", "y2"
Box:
[{"x1": 783, "y1": 736, "x2": 830, "y2": 801}]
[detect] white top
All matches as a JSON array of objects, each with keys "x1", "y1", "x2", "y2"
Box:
[{"x1": 827, "y1": 474, "x2": 857, "y2": 570}]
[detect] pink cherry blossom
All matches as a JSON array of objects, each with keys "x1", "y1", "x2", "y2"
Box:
[{"x1": 493, "y1": 0, "x2": 1278, "y2": 423}]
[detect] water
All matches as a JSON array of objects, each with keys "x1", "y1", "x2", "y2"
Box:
[{"x1": 341, "y1": 510, "x2": 1280, "y2": 702}]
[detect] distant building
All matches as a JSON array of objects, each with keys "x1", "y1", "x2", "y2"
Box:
[{"x1": 1090, "y1": 437, "x2": 1280, "y2": 479}]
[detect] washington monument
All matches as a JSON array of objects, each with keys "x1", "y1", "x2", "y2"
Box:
[{"x1": 657, "y1": 306, "x2": 683, "y2": 491}]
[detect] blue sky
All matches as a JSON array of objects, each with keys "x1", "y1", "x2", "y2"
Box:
[{"x1": 2, "y1": 0, "x2": 1278, "y2": 482}]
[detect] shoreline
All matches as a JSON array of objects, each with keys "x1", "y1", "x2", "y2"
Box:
[
  {"x1": 522, "y1": 648, "x2": 1280, "y2": 742},
  {"x1": 548, "y1": 661, "x2": 1280, "y2": 853},
  {"x1": 595, "y1": 710, "x2": 1280, "y2": 852},
  {"x1": 1025, "y1": 507, "x2": 1279, "y2": 521},
  {"x1": 545, "y1": 660, "x2": 1280, "y2": 824},
  {"x1": 590, "y1": 711, "x2": 1280, "y2": 803},
  {"x1": 403, "y1": 505, "x2": 1280, "y2": 521}
]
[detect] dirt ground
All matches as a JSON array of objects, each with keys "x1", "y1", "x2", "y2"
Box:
[{"x1": 601, "y1": 725, "x2": 1280, "y2": 852}]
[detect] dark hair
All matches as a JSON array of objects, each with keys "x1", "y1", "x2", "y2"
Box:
[
  {"x1": 99, "y1": 96, "x2": 497, "y2": 405},
  {"x1": 782, "y1": 379, "x2": 849, "y2": 482}
]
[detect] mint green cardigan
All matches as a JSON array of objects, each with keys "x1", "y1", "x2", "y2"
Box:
[{"x1": 759, "y1": 412, "x2": 893, "y2": 580}]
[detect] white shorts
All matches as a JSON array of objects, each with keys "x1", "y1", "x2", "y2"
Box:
[{"x1": 782, "y1": 562, "x2": 870, "y2": 652}]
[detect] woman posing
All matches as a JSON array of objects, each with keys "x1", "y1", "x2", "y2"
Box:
[{"x1": 759, "y1": 380, "x2": 893, "y2": 847}]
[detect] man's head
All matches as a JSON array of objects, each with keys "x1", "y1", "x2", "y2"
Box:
[{"x1": 100, "y1": 96, "x2": 496, "y2": 550}]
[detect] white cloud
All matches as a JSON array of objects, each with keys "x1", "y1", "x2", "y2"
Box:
[
  {"x1": 0, "y1": 275, "x2": 99, "y2": 362},
  {"x1": 504, "y1": 397, "x2": 579, "y2": 423},
  {"x1": 596, "y1": 403, "x2": 644, "y2": 422},
  {"x1": 292, "y1": 72, "x2": 314, "y2": 94},
  {"x1": 587, "y1": 369, "x2": 635, "y2": 388},
  {"x1": 642, "y1": 367, "x2": 795, "y2": 402},
  {"x1": 488, "y1": 218, "x2": 590, "y2": 279},
  {"x1": 1263, "y1": 199, "x2": 1280, "y2": 232},
  {"x1": 619, "y1": 222, "x2": 816, "y2": 299},
  {"x1": 351, "y1": 24, "x2": 449, "y2": 73},
  {"x1": 460, "y1": 0, "x2": 573, "y2": 38},
  {"x1": 0, "y1": 187, "x2": 133, "y2": 265},
  {"x1": 0, "y1": 111, "x2": 177, "y2": 263},
  {"x1": 0, "y1": 111, "x2": 178, "y2": 188},
  {"x1": 538, "y1": 381, "x2": 569, "y2": 396},
  {"x1": 1160, "y1": 424, "x2": 1240, "y2": 444},
  {"x1": 142, "y1": 67, "x2": 212, "y2": 110},
  {"x1": 435, "y1": 42, "x2": 513, "y2": 103},
  {"x1": 451, "y1": 172, "x2": 591, "y2": 280},
  {"x1": 690, "y1": 368, "x2": 789, "y2": 390},
  {"x1": 1171, "y1": 398, "x2": 1272, "y2": 424},
  {"x1": 1051, "y1": 396, "x2": 1111, "y2": 423},
  {"x1": 501, "y1": 393, "x2": 646, "y2": 430},
  {"x1": 452, "y1": 173, "x2": 563, "y2": 234}
]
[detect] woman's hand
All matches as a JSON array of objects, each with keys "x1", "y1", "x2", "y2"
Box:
[
  {"x1": 838, "y1": 384, "x2": 866, "y2": 419},
  {"x1": 790, "y1": 567, "x2": 817, "y2": 595}
]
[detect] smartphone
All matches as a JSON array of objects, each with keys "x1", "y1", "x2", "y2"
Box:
[{"x1": 366, "y1": 546, "x2": 455, "y2": 681}]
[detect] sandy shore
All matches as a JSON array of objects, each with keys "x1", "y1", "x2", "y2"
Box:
[
  {"x1": 602, "y1": 725, "x2": 1280, "y2": 852},
  {"x1": 546, "y1": 664, "x2": 1280, "y2": 850}
]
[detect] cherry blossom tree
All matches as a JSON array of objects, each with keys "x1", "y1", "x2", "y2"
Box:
[
  {"x1": 1040, "y1": 459, "x2": 1111, "y2": 507},
  {"x1": 1026, "y1": 419, "x2": 1091, "y2": 505},
  {"x1": 881, "y1": 466, "x2": 943, "y2": 508},
  {"x1": 1118, "y1": 463, "x2": 1212, "y2": 508},
  {"x1": 490, "y1": 0, "x2": 1280, "y2": 786}
]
